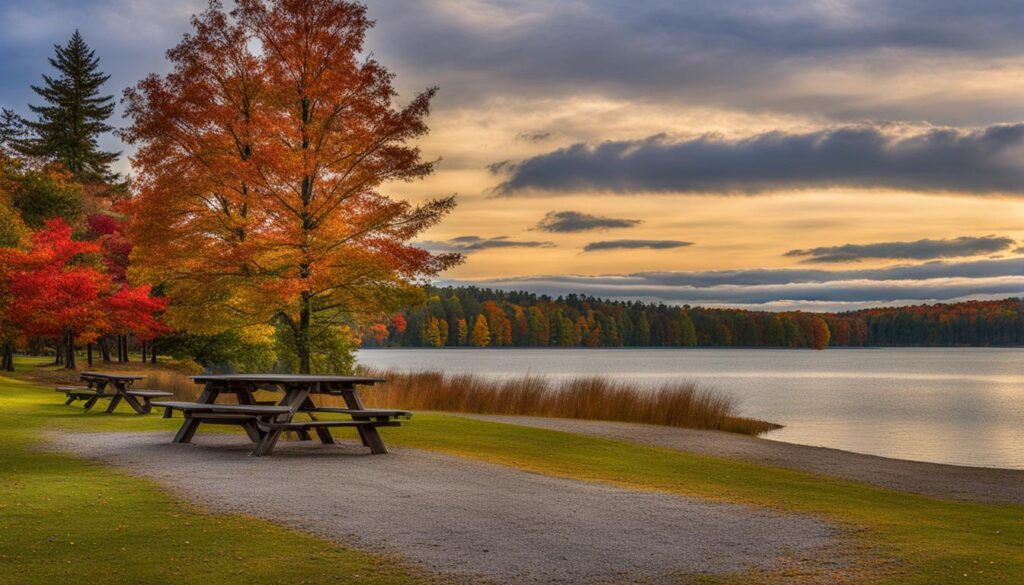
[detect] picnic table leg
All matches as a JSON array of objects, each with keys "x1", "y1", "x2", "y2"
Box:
[
  {"x1": 83, "y1": 380, "x2": 104, "y2": 411},
  {"x1": 121, "y1": 387, "x2": 148, "y2": 414},
  {"x1": 64, "y1": 395, "x2": 76, "y2": 406},
  {"x1": 341, "y1": 386, "x2": 388, "y2": 454},
  {"x1": 250, "y1": 385, "x2": 310, "y2": 457},
  {"x1": 171, "y1": 383, "x2": 220, "y2": 443},
  {"x1": 251, "y1": 428, "x2": 283, "y2": 457},
  {"x1": 173, "y1": 414, "x2": 201, "y2": 443},
  {"x1": 104, "y1": 394, "x2": 123, "y2": 413},
  {"x1": 296, "y1": 397, "x2": 333, "y2": 444},
  {"x1": 241, "y1": 420, "x2": 262, "y2": 443}
]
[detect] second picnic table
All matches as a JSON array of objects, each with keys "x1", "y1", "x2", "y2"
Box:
[
  {"x1": 153, "y1": 374, "x2": 410, "y2": 457},
  {"x1": 59, "y1": 372, "x2": 173, "y2": 414}
]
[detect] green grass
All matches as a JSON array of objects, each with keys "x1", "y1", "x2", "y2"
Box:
[
  {"x1": 3, "y1": 358, "x2": 1022, "y2": 584},
  {"x1": 0, "y1": 370, "x2": 435, "y2": 585}
]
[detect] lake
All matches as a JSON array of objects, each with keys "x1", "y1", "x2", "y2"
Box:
[{"x1": 357, "y1": 347, "x2": 1024, "y2": 470}]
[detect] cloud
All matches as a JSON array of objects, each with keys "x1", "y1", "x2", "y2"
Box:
[
  {"x1": 417, "y1": 235, "x2": 555, "y2": 253},
  {"x1": 515, "y1": 131, "x2": 552, "y2": 142},
  {"x1": 493, "y1": 123, "x2": 1024, "y2": 195},
  {"x1": 368, "y1": 1, "x2": 1024, "y2": 125},
  {"x1": 785, "y1": 235, "x2": 1017, "y2": 263},
  {"x1": 534, "y1": 211, "x2": 642, "y2": 233},
  {"x1": 437, "y1": 258, "x2": 1024, "y2": 310},
  {"x1": 583, "y1": 239, "x2": 693, "y2": 252}
]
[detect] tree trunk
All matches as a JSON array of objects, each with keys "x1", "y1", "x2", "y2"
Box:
[
  {"x1": 2, "y1": 341, "x2": 13, "y2": 372},
  {"x1": 141, "y1": 340, "x2": 146, "y2": 362},
  {"x1": 298, "y1": 291, "x2": 312, "y2": 374},
  {"x1": 100, "y1": 336, "x2": 111, "y2": 362},
  {"x1": 63, "y1": 327, "x2": 76, "y2": 370},
  {"x1": 123, "y1": 335, "x2": 130, "y2": 362},
  {"x1": 87, "y1": 343, "x2": 93, "y2": 367}
]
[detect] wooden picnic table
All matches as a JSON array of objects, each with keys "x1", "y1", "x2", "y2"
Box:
[
  {"x1": 153, "y1": 374, "x2": 410, "y2": 457},
  {"x1": 57, "y1": 372, "x2": 172, "y2": 414}
]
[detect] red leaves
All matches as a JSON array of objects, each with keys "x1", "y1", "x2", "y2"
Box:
[
  {"x1": 106, "y1": 284, "x2": 170, "y2": 341},
  {"x1": 0, "y1": 219, "x2": 166, "y2": 343}
]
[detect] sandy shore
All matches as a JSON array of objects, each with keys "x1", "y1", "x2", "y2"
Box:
[
  {"x1": 454, "y1": 414, "x2": 1024, "y2": 504},
  {"x1": 50, "y1": 431, "x2": 836, "y2": 584}
]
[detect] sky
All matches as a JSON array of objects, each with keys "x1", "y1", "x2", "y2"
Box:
[{"x1": 2, "y1": 0, "x2": 1024, "y2": 311}]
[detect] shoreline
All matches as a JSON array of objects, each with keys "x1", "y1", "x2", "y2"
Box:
[{"x1": 452, "y1": 414, "x2": 1024, "y2": 504}]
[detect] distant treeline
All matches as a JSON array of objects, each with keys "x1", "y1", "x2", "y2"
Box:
[{"x1": 360, "y1": 287, "x2": 1024, "y2": 349}]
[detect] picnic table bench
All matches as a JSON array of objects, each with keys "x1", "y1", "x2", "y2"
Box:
[
  {"x1": 57, "y1": 373, "x2": 173, "y2": 414},
  {"x1": 154, "y1": 374, "x2": 409, "y2": 457}
]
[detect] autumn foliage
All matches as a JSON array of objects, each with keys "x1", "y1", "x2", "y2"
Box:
[
  {"x1": 365, "y1": 287, "x2": 1024, "y2": 349},
  {"x1": 0, "y1": 219, "x2": 168, "y2": 368},
  {"x1": 122, "y1": 0, "x2": 459, "y2": 372}
]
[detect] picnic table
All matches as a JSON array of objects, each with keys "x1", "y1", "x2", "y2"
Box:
[
  {"x1": 57, "y1": 372, "x2": 173, "y2": 414},
  {"x1": 153, "y1": 374, "x2": 411, "y2": 457}
]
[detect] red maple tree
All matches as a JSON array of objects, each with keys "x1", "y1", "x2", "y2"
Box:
[{"x1": 0, "y1": 219, "x2": 169, "y2": 368}]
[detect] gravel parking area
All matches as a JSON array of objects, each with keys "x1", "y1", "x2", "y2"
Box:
[{"x1": 50, "y1": 431, "x2": 836, "y2": 584}]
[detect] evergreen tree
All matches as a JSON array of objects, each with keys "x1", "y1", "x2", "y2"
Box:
[
  {"x1": 0, "y1": 109, "x2": 27, "y2": 155},
  {"x1": 19, "y1": 31, "x2": 119, "y2": 182}
]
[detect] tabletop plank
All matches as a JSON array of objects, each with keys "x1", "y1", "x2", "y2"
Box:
[
  {"x1": 80, "y1": 372, "x2": 147, "y2": 381},
  {"x1": 189, "y1": 374, "x2": 386, "y2": 385},
  {"x1": 152, "y1": 401, "x2": 292, "y2": 415}
]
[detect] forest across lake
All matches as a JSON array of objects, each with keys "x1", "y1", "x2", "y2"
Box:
[{"x1": 359, "y1": 286, "x2": 1024, "y2": 350}]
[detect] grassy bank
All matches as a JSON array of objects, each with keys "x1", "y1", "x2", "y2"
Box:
[{"x1": 4, "y1": 358, "x2": 1022, "y2": 584}]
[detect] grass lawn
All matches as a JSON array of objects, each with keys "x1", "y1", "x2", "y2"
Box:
[
  {"x1": 0, "y1": 361, "x2": 435, "y2": 585},
  {"x1": 2, "y1": 357, "x2": 1022, "y2": 584}
]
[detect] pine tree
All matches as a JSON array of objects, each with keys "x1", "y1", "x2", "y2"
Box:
[
  {"x1": 0, "y1": 109, "x2": 27, "y2": 155},
  {"x1": 19, "y1": 31, "x2": 119, "y2": 182}
]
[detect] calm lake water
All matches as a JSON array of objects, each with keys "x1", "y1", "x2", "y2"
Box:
[{"x1": 358, "y1": 348, "x2": 1024, "y2": 469}]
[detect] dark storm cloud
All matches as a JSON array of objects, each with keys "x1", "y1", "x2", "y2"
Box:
[
  {"x1": 437, "y1": 258, "x2": 1024, "y2": 307},
  {"x1": 534, "y1": 211, "x2": 642, "y2": 233},
  {"x1": 785, "y1": 235, "x2": 1017, "y2": 263},
  {"x1": 493, "y1": 124, "x2": 1024, "y2": 195},
  {"x1": 417, "y1": 235, "x2": 555, "y2": 253},
  {"x1": 7, "y1": 1, "x2": 1024, "y2": 130},
  {"x1": 368, "y1": 1, "x2": 1024, "y2": 124},
  {"x1": 583, "y1": 240, "x2": 693, "y2": 252}
]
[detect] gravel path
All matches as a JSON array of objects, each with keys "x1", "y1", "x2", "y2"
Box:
[
  {"x1": 50, "y1": 432, "x2": 836, "y2": 584},
  {"x1": 454, "y1": 415, "x2": 1024, "y2": 504}
]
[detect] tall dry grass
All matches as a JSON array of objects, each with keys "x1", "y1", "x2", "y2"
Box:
[
  {"x1": 141, "y1": 368, "x2": 204, "y2": 400},
  {"x1": 358, "y1": 369, "x2": 780, "y2": 435},
  {"x1": 132, "y1": 366, "x2": 779, "y2": 435}
]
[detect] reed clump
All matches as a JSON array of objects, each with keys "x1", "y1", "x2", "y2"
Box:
[
  {"x1": 130, "y1": 365, "x2": 779, "y2": 435},
  {"x1": 359, "y1": 369, "x2": 780, "y2": 435}
]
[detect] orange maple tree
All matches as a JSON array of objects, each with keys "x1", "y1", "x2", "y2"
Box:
[{"x1": 121, "y1": 0, "x2": 460, "y2": 372}]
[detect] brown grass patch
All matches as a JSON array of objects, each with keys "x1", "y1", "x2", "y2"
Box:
[{"x1": 358, "y1": 369, "x2": 780, "y2": 435}]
